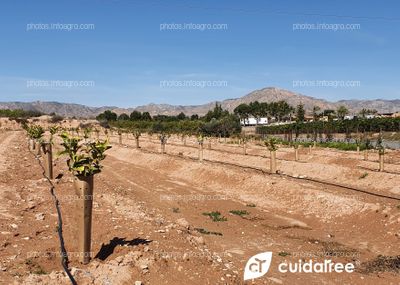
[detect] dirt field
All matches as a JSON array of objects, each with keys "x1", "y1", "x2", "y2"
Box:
[{"x1": 0, "y1": 130, "x2": 400, "y2": 284}]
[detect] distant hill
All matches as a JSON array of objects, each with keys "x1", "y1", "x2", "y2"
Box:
[
  {"x1": 0, "y1": 101, "x2": 117, "y2": 118},
  {"x1": 1, "y1": 87, "x2": 399, "y2": 117}
]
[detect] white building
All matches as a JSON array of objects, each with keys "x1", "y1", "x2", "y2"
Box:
[{"x1": 240, "y1": 117, "x2": 269, "y2": 126}]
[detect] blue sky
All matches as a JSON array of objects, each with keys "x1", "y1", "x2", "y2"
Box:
[{"x1": 0, "y1": 0, "x2": 399, "y2": 107}]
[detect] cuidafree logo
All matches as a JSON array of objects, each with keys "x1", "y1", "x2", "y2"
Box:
[
  {"x1": 244, "y1": 252, "x2": 355, "y2": 281},
  {"x1": 244, "y1": 252, "x2": 273, "y2": 281}
]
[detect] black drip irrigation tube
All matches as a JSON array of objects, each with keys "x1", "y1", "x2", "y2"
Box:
[
  {"x1": 121, "y1": 143, "x2": 400, "y2": 202},
  {"x1": 28, "y1": 143, "x2": 78, "y2": 285},
  {"x1": 357, "y1": 165, "x2": 400, "y2": 176}
]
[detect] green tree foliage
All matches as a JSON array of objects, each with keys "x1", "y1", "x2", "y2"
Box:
[
  {"x1": 141, "y1": 112, "x2": 152, "y2": 121},
  {"x1": 96, "y1": 110, "x2": 117, "y2": 121},
  {"x1": 118, "y1": 113, "x2": 130, "y2": 121},
  {"x1": 295, "y1": 104, "x2": 305, "y2": 122},
  {"x1": 323, "y1": 109, "x2": 336, "y2": 121},
  {"x1": 336, "y1": 105, "x2": 349, "y2": 120},
  {"x1": 234, "y1": 103, "x2": 251, "y2": 123},
  {"x1": 264, "y1": 137, "x2": 278, "y2": 151},
  {"x1": 312, "y1": 106, "x2": 321, "y2": 122},
  {"x1": 177, "y1": 112, "x2": 186, "y2": 120},
  {"x1": 233, "y1": 100, "x2": 294, "y2": 123},
  {"x1": 0, "y1": 109, "x2": 43, "y2": 118},
  {"x1": 130, "y1": 110, "x2": 142, "y2": 121},
  {"x1": 359, "y1": 108, "x2": 377, "y2": 118},
  {"x1": 200, "y1": 114, "x2": 241, "y2": 137},
  {"x1": 257, "y1": 117, "x2": 400, "y2": 136},
  {"x1": 204, "y1": 103, "x2": 229, "y2": 122},
  {"x1": 27, "y1": 125, "x2": 45, "y2": 141},
  {"x1": 58, "y1": 132, "x2": 111, "y2": 176}
]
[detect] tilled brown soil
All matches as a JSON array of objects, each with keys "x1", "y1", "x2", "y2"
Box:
[{"x1": 0, "y1": 131, "x2": 400, "y2": 285}]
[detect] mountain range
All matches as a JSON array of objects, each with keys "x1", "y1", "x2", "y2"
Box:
[{"x1": 1, "y1": 87, "x2": 399, "y2": 118}]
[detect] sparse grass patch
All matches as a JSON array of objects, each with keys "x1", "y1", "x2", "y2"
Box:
[
  {"x1": 360, "y1": 255, "x2": 400, "y2": 274},
  {"x1": 396, "y1": 205, "x2": 400, "y2": 210},
  {"x1": 33, "y1": 267, "x2": 47, "y2": 275},
  {"x1": 194, "y1": 227, "x2": 223, "y2": 236},
  {"x1": 172, "y1": 207, "x2": 180, "y2": 213},
  {"x1": 278, "y1": 251, "x2": 291, "y2": 257},
  {"x1": 25, "y1": 258, "x2": 47, "y2": 275},
  {"x1": 202, "y1": 211, "x2": 227, "y2": 222},
  {"x1": 246, "y1": 203, "x2": 256, "y2": 207},
  {"x1": 359, "y1": 172, "x2": 368, "y2": 179},
  {"x1": 229, "y1": 210, "x2": 250, "y2": 217}
]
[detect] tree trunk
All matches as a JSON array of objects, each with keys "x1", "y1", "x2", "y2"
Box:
[
  {"x1": 243, "y1": 142, "x2": 247, "y2": 155},
  {"x1": 135, "y1": 137, "x2": 140, "y2": 148},
  {"x1": 35, "y1": 141, "x2": 41, "y2": 156},
  {"x1": 74, "y1": 175, "x2": 94, "y2": 264},
  {"x1": 379, "y1": 152, "x2": 384, "y2": 171},
  {"x1": 198, "y1": 144, "x2": 203, "y2": 161},
  {"x1": 309, "y1": 145, "x2": 312, "y2": 154},
  {"x1": 270, "y1": 151, "x2": 277, "y2": 173},
  {"x1": 42, "y1": 143, "x2": 53, "y2": 179},
  {"x1": 161, "y1": 143, "x2": 165, "y2": 154},
  {"x1": 294, "y1": 147, "x2": 299, "y2": 161},
  {"x1": 119, "y1": 134, "x2": 122, "y2": 145},
  {"x1": 29, "y1": 139, "x2": 35, "y2": 151},
  {"x1": 357, "y1": 146, "x2": 360, "y2": 154}
]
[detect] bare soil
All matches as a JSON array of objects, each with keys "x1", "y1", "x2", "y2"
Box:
[{"x1": 0, "y1": 130, "x2": 399, "y2": 285}]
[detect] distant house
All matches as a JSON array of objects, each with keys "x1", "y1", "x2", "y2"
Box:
[
  {"x1": 304, "y1": 115, "x2": 314, "y2": 122},
  {"x1": 379, "y1": 113, "x2": 393, "y2": 117},
  {"x1": 240, "y1": 117, "x2": 268, "y2": 126},
  {"x1": 379, "y1": 112, "x2": 400, "y2": 118}
]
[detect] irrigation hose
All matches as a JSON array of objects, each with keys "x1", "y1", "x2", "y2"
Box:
[{"x1": 28, "y1": 141, "x2": 78, "y2": 285}]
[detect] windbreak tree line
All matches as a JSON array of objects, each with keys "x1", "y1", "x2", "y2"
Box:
[
  {"x1": 96, "y1": 103, "x2": 242, "y2": 137},
  {"x1": 233, "y1": 101, "x2": 383, "y2": 125},
  {"x1": 0, "y1": 109, "x2": 43, "y2": 119},
  {"x1": 234, "y1": 101, "x2": 294, "y2": 123},
  {"x1": 256, "y1": 117, "x2": 400, "y2": 139}
]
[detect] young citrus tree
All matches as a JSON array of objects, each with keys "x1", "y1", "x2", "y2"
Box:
[
  {"x1": 131, "y1": 128, "x2": 142, "y2": 148},
  {"x1": 58, "y1": 132, "x2": 111, "y2": 264},
  {"x1": 265, "y1": 137, "x2": 278, "y2": 173},
  {"x1": 159, "y1": 132, "x2": 169, "y2": 154},
  {"x1": 207, "y1": 136, "x2": 212, "y2": 150},
  {"x1": 181, "y1": 132, "x2": 187, "y2": 146},
  {"x1": 94, "y1": 128, "x2": 100, "y2": 139},
  {"x1": 117, "y1": 128, "x2": 123, "y2": 145},
  {"x1": 27, "y1": 125, "x2": 45, "y2": 155},
  {"x1": 83, "y1": 127, "x2": 92, "y2": 141},
  {"x1": 293, "y1": 141, "x2": 300, "y2": 161},
  {"x1": 241, "y1": 134, "x2": 248, "y2": 155},
  {"x1": 355, "y1": 135, "x2": 361, "y2": 154},
  {"x1": 49, "y1": 126, "x2": 59, "y2": 145},
  {"x1": 376, "y1": 134, "x2": 385, "y2": 171},
  {"x1": 197, "y1": 133, "x2": 204, "y2": 161},
  {"x1": 362, "y1": 136, "x2": 372, "y2": 161}
]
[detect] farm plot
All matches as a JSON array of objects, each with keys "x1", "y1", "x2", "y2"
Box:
[{"x1": 0, "y1": 130, "x2": 399, "y2": 284}]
